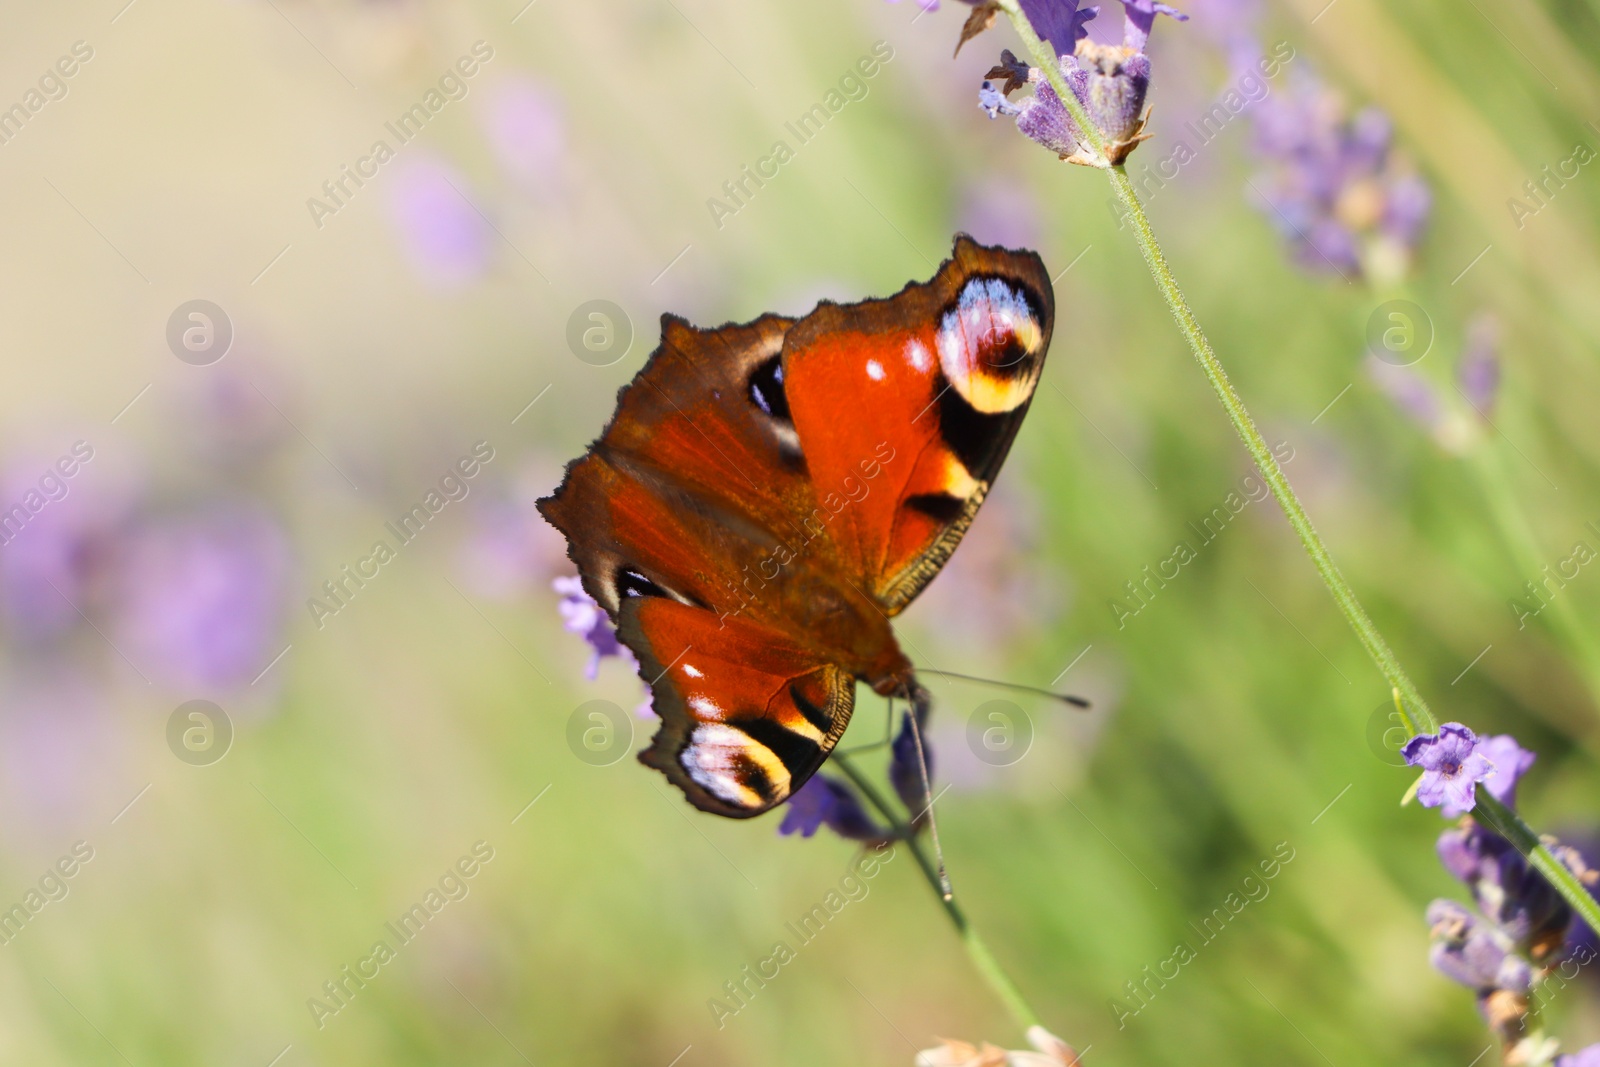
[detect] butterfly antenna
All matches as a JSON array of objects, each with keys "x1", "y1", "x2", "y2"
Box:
[
  {"x1": 917, "y1": 668, "x2": 1090, "y2": 708},
  {"x1": 906, "y1": 685, "x2": 954, "y2": 901}
]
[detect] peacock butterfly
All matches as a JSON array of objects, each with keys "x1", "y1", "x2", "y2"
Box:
[{"x1": 538, "y1": 235, "x2": 1054, "y2": 817}]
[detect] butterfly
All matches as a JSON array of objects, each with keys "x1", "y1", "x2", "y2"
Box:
[{"x1": 538, "y1": 235, "x2": 1054, "y2": 818}]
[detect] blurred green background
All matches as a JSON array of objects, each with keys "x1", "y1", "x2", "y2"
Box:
[{"x1": 2, "y1": 0, "x2": 1599, "y2": 1063}]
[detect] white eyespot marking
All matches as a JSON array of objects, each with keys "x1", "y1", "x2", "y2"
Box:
[
  {"x1": 680, "y1": 723, "x2": 791, "y2": 806},
  {"x1": 866, "y1": 359, "x2": 886, "y2": 381},
  {"x1": 905, "y1": 339, "x2": 932, "y2": 372},
  {"x1": 936, "y1": 277, "x2": 1045, "y2": 414},
  {"x1": 681, "y1": 663, "x2": 704, "y2": 679}
]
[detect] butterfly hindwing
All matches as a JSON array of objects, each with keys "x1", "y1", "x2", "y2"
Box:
[{"x1": 620, "y1": 596, "x2": 854, "y2": 817}]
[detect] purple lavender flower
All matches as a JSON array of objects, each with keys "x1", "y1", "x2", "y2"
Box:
[
  {"x1": 1244, "y1": 70, "x2": 1430, "y2": 281},
  {"x1": 388, "y1": 155, "x2": 492, "y2": 287},
  {"x1": 1426, "y1": 899, "x2": 1522, "y2": 991},
  {"x1": 1367, "y1": 357, "x2": 1445, "y2": 435},
  {"x1": 554, "y1": 575, "x2": 635, "y2": 680},
  {"x1": 0, "y1": 453, "x2": 134, "y2": 643},
  {"x1": 979, "y1": 0, "x2": 1184, "y2": 165},
  {"x1": 1403, "y1": 722, "x2": 1493, "y2": 814},
  {"x1": 1020, "y1": 0, "x2": 1100, "y2": 55},
  {"x1": 889, "y1": 706, "x2": 936, "y2": 819},
  {"x1": 457, "y1": 458, "x2": 569, "y2": 599},
  {"x1": 1558, "y1": 1045, "x2": 1600, "y2": 1066},
  {"x1": 1476, "y1": 734, "x2": 1536, "y2": 811},
  {"x1": 476, "y1": 75, "x2": 565, "y2": 191},
  {"x1": 1457, "y1": 314, "x2": 1501, "y2": 416},
  {"x1": 778, "y1": 775, "x2": 890, "y2": 841},
  {"x1": 1116, "y1": 0, "x2": 1187, "y2": 53},
  {"x1": 114, "y1": 503, "x2": 293, "y2": 692}
]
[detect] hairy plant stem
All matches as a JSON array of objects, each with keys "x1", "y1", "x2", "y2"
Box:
[
  {"x1": 993, "y1": 0, "x2": 1600, "y2": 939},
  {"x1": 832, "y1": 752, "x2": 1044, "y2": 1032}
]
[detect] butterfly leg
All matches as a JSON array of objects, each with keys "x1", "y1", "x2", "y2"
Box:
[{"x1": 903, "y1": 683, "x2": 953, "y2": 900}]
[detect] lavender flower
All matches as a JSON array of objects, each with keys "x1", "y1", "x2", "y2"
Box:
[
  {"x1": 0, "y1": 453, "x2": 133, "y2": 644},
  {"x1": 114, "y1": 504, "x2": 293, "y2": 693},
  {"x1": 778, "y1": 775, "x2": 890, "y2": 842},
  {"x1": 1245, "y1": 73, "x2": 1430, "y2": 282},
  {"x1": 889, "y1": 705, "x2": 936, "y2": 820},
  {"x1": 1403, "y1": 723, "x2": 1494, "y2": 814},
  {"x1": 388, "y1": 155, "x2": 492, "y2": 287},
  {"x1": 554, "y1": 575, "x2": 635, "y2": 680},
  {"x1": 979, "y1": 0, "x2": 1185, "y2": 165},
  {"x1": 476, "y1": 75, "x2": 565, "y2": 192},
  {"x1": 1558, "y1": 1046, "x2": 1600, "y2": 1067},
  {"x1": 1457, "y1": 314, "x2": 1502, "y2": 417}
]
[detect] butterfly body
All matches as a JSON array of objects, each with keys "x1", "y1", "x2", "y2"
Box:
[{"x1": 539, "y1": 236, "x2": 1054, "y2": 818}]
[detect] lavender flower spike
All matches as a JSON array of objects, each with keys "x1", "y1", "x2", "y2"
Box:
[
  {"x1": 778, "y1": 776, "x2": 890, "y2": 842},
  {"x1": 554, "y1": 575, "x2": 635, "y2": 679},
  {"x1": 980, "y1": 0, "x2": 1184, "y2": 165},
  {"x1": 1402, "y1": 722, "x2": 1494, "y2": 814}
]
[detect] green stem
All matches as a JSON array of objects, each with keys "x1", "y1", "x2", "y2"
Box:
[
  {"x1": 995, "y1": 0, "x2": 1435, "y2": 733},
  {"x1": 833, "y1": 753, "x2": 1044, "y2": 1032},
  {"x1": 1474, "y1": 789, "x2": 1600, "y2": 938},
  {"x1": 995, "y1": 0, "x2": 1600, "y2": 1011}
]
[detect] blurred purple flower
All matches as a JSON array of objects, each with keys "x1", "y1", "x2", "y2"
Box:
[
  {"x1": 1458, "y1": 314, "x2": 1501, "y2": 416},
  {"x1": 115, "y1": 503, "x2": 293, "y2": 692},
  {"x1": 889, "y1": 704, "x2": 936, "y2": 820},
  {"x1": 1475, "y1": 734, "x2": 1536, "y2": 813},
  {"x1": 388, "y1": 155, "x2": 492, "y2": 286},
  {"x1": 1245, "y1": 69, "x2": 1430, "y2": 280},
  {"x1": 458, "y1": 457, "x2": 568, "y2": 599},
  {"x1": 1403, "y1": 723, "x2": 1493, "y2": 814},
  {"x1": 476, "y1": 75, "x2": 565, "y2": 190},
  {"x1": 1367, "y1": 357, "x2": 1445, "y2": 435},
  {"x1": 778, "y1": 775, "x2": 889, "y2": 842},
  {"x1": 0, "y1": 454, "x2": 132, "y2": 644},
  {"x1": 1559, "y1": 1048, "x2": 1600, "y2": 1067},
  {"x1": 554, "y1": 575, "x2": 635, "y2": 680},
  {"x1": 957, "y1": 176, "x2": 1043, "y2": 251},
  {"x1": 1427, "y1": 899, "x2": 1524, "y2": 991}
]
